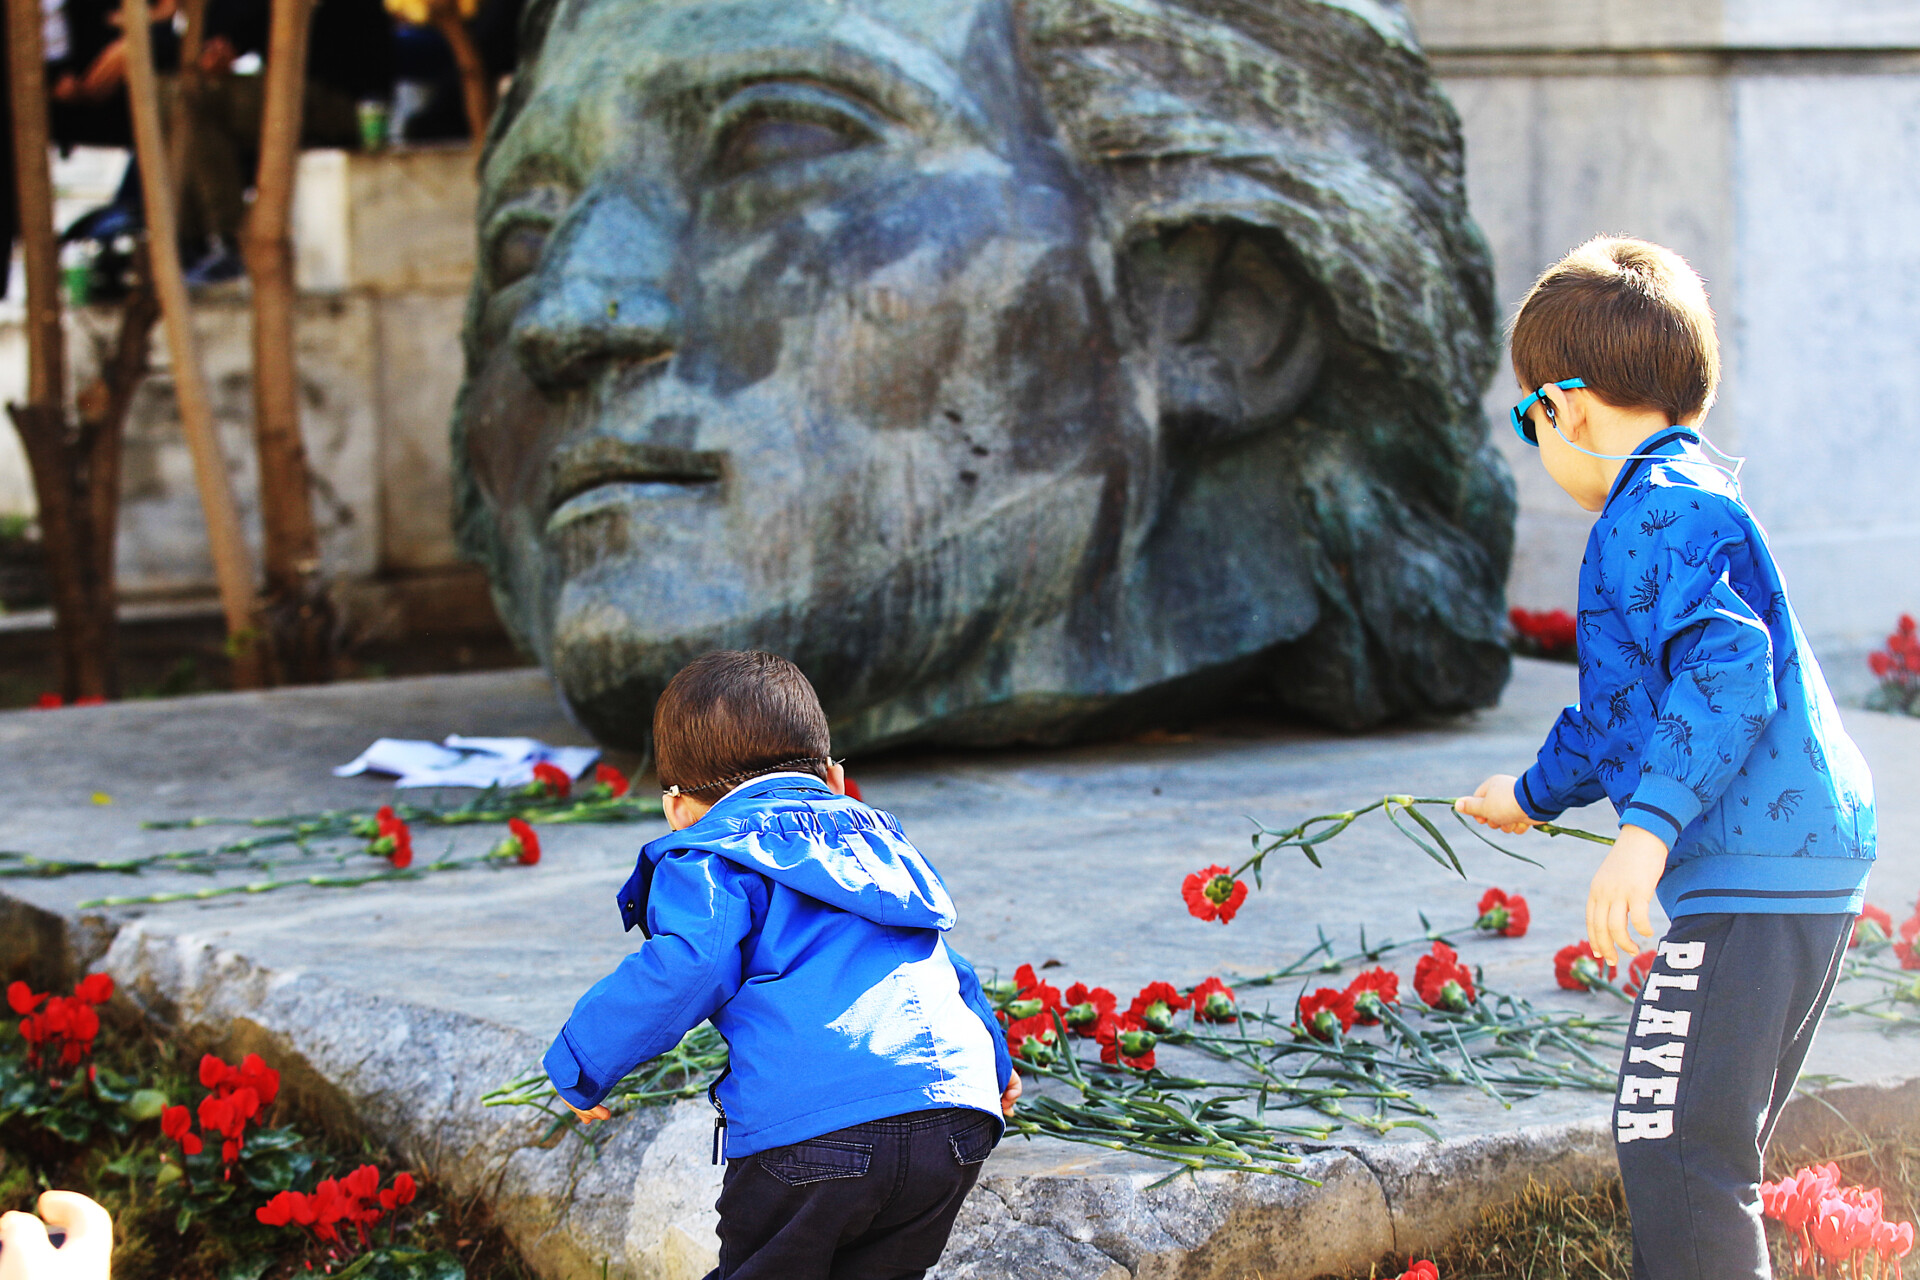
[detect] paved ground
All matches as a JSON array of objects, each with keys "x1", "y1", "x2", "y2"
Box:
[{"x1": 3, "y1": 659, "x2": 1917, "y2": 1279}]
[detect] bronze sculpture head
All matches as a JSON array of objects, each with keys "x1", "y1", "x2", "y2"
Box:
[{"x1": 453, "y1": 0, "x2": 1514, "y2": 752}]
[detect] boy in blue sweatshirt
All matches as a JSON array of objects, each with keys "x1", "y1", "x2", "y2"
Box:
[
  {"x1": 544, "y1": 650, "x2": 1017, "y2": 1280},
  {"x1": 1458, "y1": 237, "x2": 1875, "y2": 1280}
]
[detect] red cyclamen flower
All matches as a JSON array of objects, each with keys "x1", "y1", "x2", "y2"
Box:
[
  {"x1": 1061, "y1": 983, "x2": 1116, "y2": 1036},
  {"x1": 1189, "y1": 977, "x2": 1238, "y2": 1024},
  {"x1": 162, "y1": 1103, "x2": 204, "y2": 1155},
  {"x1": 1395, "y1": 1262, "x2": 1440, "y2": 1280},
  {"x1": 379, "y1": 1171, "x2": 418, "y2": 1212},
  {"x1": 1182, "y1": 864, "x2": 1248, "y2": 924},
  {"x1": 1554, "y1": 942, "x2": 1614, "y2": 991},
  {"x1": 7, "y1": 980, "x2": 43, "y2": 1016},
  {"x1": 1413, "y1": 942, "x2": 1476, "y2": 1011},
  {"x1": 1297, "y1": 987, "x2": 1356, "y2": 1041},
  {"x1": 1345, "y1": 968, "x2": 1400, "y2": 1025},
  {"x1": 531, "y1": 761, "x2": 571, "y2": 798},
  {"x1": 1475, "y1": 888, "x2": 1530, "y2": 938}
]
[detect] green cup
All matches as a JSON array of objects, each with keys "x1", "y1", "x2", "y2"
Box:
[
  {"x1": 357, "y1": 99, "x2": 391, "y2": 151},
  {"x1": 63, "y1": 261, "x2": 90, "y2": 307}
]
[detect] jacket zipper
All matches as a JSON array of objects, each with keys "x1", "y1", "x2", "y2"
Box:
[{"x1": 708, "y1": 1067, "x2": 731, "y2": 1165}]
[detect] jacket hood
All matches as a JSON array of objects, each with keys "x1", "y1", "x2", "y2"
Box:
[{"x1": 617, "y1": 775, "x2": 956, "y2": 934}]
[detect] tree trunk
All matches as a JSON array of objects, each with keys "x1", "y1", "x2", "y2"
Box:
[
  {"x1": 4, "y1": 0, "x2": 113, "y2": 699},
  {"x1": 430, "y1": 2, "x2": 492, "y2": 151},
  {"x1": 124, "y1": 0, "x2": 265, "y2": 685},
  {"x1": 243, "y1": 0, "x2": 333, "y2": 684}
]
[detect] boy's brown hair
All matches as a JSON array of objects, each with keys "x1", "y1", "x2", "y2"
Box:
[
  {"x1": 1509, "y1": 236, "x2": 1719, "y2": 424},
  {"x1": 654, "y1": 651, "x2": 832, "y2": 799}
]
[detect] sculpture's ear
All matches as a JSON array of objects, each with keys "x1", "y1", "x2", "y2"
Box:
[{"x1": 1122, "y1": 222, "x2": 1328, "y2": 451}]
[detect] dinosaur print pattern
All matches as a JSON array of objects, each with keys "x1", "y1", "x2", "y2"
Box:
[{"x1": 1513, "y1": 429, "x2": 1874, "y2": 915}]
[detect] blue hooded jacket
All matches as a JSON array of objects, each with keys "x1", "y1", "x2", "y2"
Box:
[
  {"x1": 543, "y1": 774, "x2": 1011, "y2": 1157},
  {"x1": 1515, "y1": 427, "x2": 1875, "y2": 917}
]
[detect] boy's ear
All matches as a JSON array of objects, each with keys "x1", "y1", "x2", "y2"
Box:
[
  {"x1": 825, "y1": 762, "x2": 847, "y2": 796},
  {"x1": 1122, "y1": 222, "x2": 1329, "y2": 452}
]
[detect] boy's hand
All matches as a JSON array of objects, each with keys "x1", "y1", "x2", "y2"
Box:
[
  {"x1": 565, "y1": 1100, "x2": 612, "y2": 1126},
  {"x1": 1586, "y1": 825, "x2": 1669, "y2": 967},
  {"x1": 1000, "y1": 1071, "x2": 1021, "y2": 1117},
  {"x1": 1454, "y1": 775, "x2": 1538, "y2": 835}
]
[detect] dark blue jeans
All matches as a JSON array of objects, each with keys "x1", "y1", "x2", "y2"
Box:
[{"x1": 705, "y1": 1107, "x2": 999, "y2": 1280}]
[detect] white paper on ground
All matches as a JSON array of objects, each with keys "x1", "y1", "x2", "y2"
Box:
[{"x1": 333, "y1": 736, "x2": 601, "y2": 789}]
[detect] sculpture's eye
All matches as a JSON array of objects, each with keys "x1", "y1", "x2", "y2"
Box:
[
  {"x1": 489, "y1": 221, "x2": 552, "y2": 290},
  {"x1": 707, "y1": 87, "x2": 882, "y2": 181}
]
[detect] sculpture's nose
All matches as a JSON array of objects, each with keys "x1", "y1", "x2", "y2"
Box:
[{"x1": 510, "y1": 189, "x2": 681, "y2": 390}]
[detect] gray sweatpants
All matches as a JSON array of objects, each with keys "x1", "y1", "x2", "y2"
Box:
[{"x1": 1614, "y1": 912, "x2": 1853, "y2": 1280}]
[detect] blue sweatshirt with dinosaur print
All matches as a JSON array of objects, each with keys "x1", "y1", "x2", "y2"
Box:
[{"x1": 1515, "y1": 427, "x2": 1875, "y2": 918}]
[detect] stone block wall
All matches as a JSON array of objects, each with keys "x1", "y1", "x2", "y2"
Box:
[{"x1": 1413, "y1": 0, "x2": 1920, "y2": 695}]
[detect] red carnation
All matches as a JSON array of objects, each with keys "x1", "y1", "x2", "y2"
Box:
[
  {"x1": 844, "y1": 777, "x2": 864, "y2": 802},
  {"x1": 1097, "y1": 1011, "x2": 1156, "y2": 1070},
  {"x1": 1182, "y1": 864, "x2": 1248, "y2": 924},
  {"x1": 1345, "y1": 968, "x2": 1401, "y2": 1025},
  {"x1": 1127, "y1": 982, "x2": 1190, "y2": 1033},
  {"x1": 1297, "y1": 987, "x2": 1356, "y2": 1041},
  {"x1": 531, "y1": 761, "x2": 571, "y2": 799},
  {"x1": 1897, "y1": 915, "x2": 1920, "y2": 970},
  {"x1": 1005, "y1": 1014, "x2": 1060, "y2": 1067},
  {"x1": 592, "y1": 763, "x2": 629, "y2": 798},
  {"x1": 1413, "y1": 941, "x2": 1476, "y2": 1011},
  {"x1": 1475, "y1": 888, "x2": 1530, "y2": 938},
  {"x1": 510, "y1": 817, "x2": 539, "y2": 865},
  {"x1": 370, "y1": 804, "x2": 413, "y2": 869},
  {"x1": 1004, "y1": 964, "x2": 1062, "y2": 1022},
  {"x1": 1855, "y1": 904, "x2": 1894, "y2": 948},
  {"x1": 1190, "y1": 977, "x2": 1238, "y2": 1024},
  {"x1": 1623, "y1": 950, "x2": 1656, "y2": 997},
  {"x1": 1554, "y1": 941, "x2": 1614, "y2": 991},
  {"x1": 492, "y1": 817, "x2": 541, "y2": 865},
  {"x1": 1061, "y1": 983, "x2": 1116, "y2": 1036}
]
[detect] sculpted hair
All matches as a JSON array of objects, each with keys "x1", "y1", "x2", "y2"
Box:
[
  {"x1": 1509, "y1": 236, "x2": 1720, "y2": 424},
  {"x1": 654, "y1": 651, "x2": 833, "y2": 799},
  {"x1": 1025, "y1": 0, "x2": 1514, "y2": 726}
]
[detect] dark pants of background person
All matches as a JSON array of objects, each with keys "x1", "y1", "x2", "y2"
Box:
[
  {"x1": 162, "y1": 72, "x2": 359, "y2": 251},
  {"x1": 1614, "y1": 912, "x2": 1853, "y2": 1280},
  {"x1": 704, "y1": 1106, "x2": 999, "y2": 1280}
]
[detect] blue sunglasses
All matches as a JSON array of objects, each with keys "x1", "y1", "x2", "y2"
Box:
[{"x1": 1510, "y1": 378, "x2": 1586, "y2": 445}]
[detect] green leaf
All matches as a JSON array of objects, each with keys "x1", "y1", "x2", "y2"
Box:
[
  {"x1": 175, "y1": 1204, "x2": 195, "y2": 1235},
  {"x1": 334, "y1": 1248, "x2": 467, "y2": 1280},
  {"x1": 219, "y1": 1259, "x2": 271, "y2": 1280},
  {"x1": 125, "y1": 1088, "x2": 169, "y2": 1121},
  {"x1": 42, "y1": 1107, "x2": 92, "y2": 1142}
]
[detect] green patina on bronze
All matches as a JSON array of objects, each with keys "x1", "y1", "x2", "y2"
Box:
[{"x1": 450, "y1": 0, "x2": 1514, "y2": 752}]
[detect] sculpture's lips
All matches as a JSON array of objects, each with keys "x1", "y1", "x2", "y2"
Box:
[{"x1": 546, "y1": 441, "x2": 727, "y2": 525}]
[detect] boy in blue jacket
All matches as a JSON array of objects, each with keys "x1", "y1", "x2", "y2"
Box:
[
  {"x1": 1458, "y1": 237, "x2": 1875, "y2": 1280},
  {"x1": 544, "y1": 650, "x2": 1017, "y2": 1280}
]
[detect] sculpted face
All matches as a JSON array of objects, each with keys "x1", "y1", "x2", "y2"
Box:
[{"x1": 458, "y1": 0, "x2": 1516, "y2": 750}]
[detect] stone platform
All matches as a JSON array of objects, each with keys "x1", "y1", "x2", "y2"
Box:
[{"x1": 3, "y1": 659, "x2": 1918, "y2": 1279}]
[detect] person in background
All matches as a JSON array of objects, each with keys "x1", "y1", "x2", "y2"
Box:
[{"x1": 171, "y1": 0, "x2": 396, "y2": 281}]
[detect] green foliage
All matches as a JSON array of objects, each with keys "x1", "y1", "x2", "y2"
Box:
[
  {"x1": 0, "y1": 1053, "x2": 148, "y2": 1147},
  {"x1": 334, "y1": 1248, "x2": 468, "y2": 1280}
]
